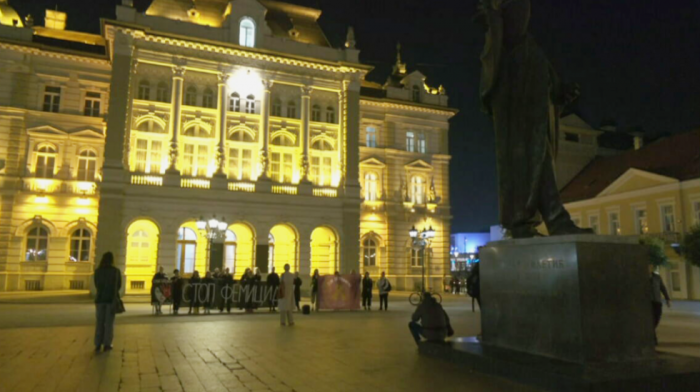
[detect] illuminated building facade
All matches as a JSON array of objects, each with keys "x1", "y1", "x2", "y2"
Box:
[{"x1": 0, "y1": 0, "x2": 455, "y2": 293}]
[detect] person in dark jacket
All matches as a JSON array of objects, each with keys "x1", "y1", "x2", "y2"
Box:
[
  {"x1": 408, "y1": 293, "x2": 454, "y2": 345},
  {"x1": 171, "y1": 269, "x2": 183, "y2": 315},
  {"x1": 293, "y1": 272, "x2": 302, "y2": 311},
  {"x1": 362, "y1": 272, "x2": 373, "y2": 310},
  {"x1": 267, "y1": 267, "x2": 280, "y2": 312},
  {"x1": 93, "y1": 252, "x2": 121, "y2": 352},
  {"x1": 219, "y1": 268, "x2": 235, "y2": 313},
  {"x1": 467, "y1": 262, "x2": 481, "y2": 309},
  {"x1": 239, "y1": 268, "x2": 251, "y2": 311},
  {"x1": 188, "y1": 270, "x2": 202, "y2": 315},
  {"x1": 650, "y1": 267, "x2": 672, "y2": 345},
  {"x1": 151, "y1": 266, "x2": 167, "y2": 315},
  {"x1": 311, "y1": 269, "x2": 320, "y2": 312},
  {"x1": 201, "y1": 271, "x2": 216, "y2": 314}
]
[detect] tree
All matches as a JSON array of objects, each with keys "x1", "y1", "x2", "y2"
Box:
[
  {"x1": 639, "y1": 236, "x2": 668, "y2": 267},
  {"x1": 684, "y1": 224, "x2": 700, "y2": 268}
]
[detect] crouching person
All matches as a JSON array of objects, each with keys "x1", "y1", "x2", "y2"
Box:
[{"x1": 408, "y1": 293, "x2": 454, "y2": 345}]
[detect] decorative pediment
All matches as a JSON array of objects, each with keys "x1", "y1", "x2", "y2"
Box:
[
  {"x1": 27, "y1": 125, "x2": 66, "y2": 136},
  {"x1": 359, "y1": 157, "x2": 386, "y2": 168},
  {"x1": 404, "y1": 159, "x2": 433, "y2": 171},
  {"x1": 597, "y1": 168, "x2": 678, "y2": 197},
  {"x1": 70, "y1": 129, "x2": 105, "y2": 139}
]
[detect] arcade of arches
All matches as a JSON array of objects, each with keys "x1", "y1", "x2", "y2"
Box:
[{"x1": 124, "y1": 220, "x2": 339, "y2": 293}]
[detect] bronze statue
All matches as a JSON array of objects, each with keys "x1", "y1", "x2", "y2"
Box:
[{"x1": 477, "y1": 0, "x2": 593, "y2": 238}]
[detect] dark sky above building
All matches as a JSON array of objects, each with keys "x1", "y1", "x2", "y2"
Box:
[{"x1": 13, "y1": 0, "x2": 700, "y2": 232}]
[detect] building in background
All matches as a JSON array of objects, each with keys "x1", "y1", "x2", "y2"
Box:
[
  {"x1": 0, "y1": 0, "x2": 455, "y2": 292},
  {"x1": 561, "y1": 130, "x2": 700, "y2": 300}
]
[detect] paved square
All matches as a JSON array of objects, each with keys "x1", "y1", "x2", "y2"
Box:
[{"x1": 0, "y1": 293, "x2": 698, "y2": 392}]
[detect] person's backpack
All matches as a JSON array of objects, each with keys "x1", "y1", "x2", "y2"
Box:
[{"x1": 386, "y1": 281, "x2": 392, "y2": 292}]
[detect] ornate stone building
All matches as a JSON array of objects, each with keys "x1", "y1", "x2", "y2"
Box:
[{"x1": 0, "y1": 0, "x2": 455, "y2": 293}]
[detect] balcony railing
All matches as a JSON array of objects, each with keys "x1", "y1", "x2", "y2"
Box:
[
  {"x1": 228, "y1": 182, "x2": 256, "y2": 192},
  {"x1": 271, "y1": 185, "x2": 298, "y2": 195},
  {"x1": 181, "y1": 178, "x2": 211, "y2": 189},
  {"x1": 23, "y1": 178, "x2": 98, "y2": 195},
  {"x1": 313, "y1": 188, "x2": 338, "y2": 198},
  {"x1": 130, "y1": 175, "x2": 163, "y2": 186}
]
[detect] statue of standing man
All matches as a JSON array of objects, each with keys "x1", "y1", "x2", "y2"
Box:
[{"x1": 477, "y1": 0, "x2": 593, "y2": 238}]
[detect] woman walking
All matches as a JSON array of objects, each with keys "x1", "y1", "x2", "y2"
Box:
[{"x1": 93, "y1": 252, "x2": 121, "y2": 352}]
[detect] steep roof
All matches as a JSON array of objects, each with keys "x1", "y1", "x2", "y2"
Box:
[{"x1": 560, "y1": 129, "x2": 700, "y2": 203}]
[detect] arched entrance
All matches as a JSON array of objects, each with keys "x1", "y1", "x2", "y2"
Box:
[
  {"x1": 227, "y1": 222, "x2": 255, "y2": 278},
  {"x1": 177, "y1": 221, "x2": 208, "y2": 275},
  {"x1": 125, "y1": 219, "x2": 159, "y2": 294},
  {"x1": 310, "y1": 226, "x2": 339, "y2": 275},
  {"x1": 269, "y1": 224, "x2": 298, "y2": 273}
]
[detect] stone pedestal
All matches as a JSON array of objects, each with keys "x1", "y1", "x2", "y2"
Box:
[{"x1": 480, "y1": 235, "x2": 655, "y2": 363}]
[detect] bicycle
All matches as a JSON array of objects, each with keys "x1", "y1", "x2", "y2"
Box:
[{"x1": 408, "y1": 290, "x2": 442, "y2": 306}]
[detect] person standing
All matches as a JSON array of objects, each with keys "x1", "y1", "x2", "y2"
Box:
[
  {"x1": 279, "y1": 264, "x2": 296, "y2": 326},
  {"x1": 220, "y1": 268, "x2": 234, "y2": 313},
  {"x1": 311, "y1": 269, "x2": 320, "y2": 312},
  {"x1": 201, "y1": 271, "x2": 215, "y2": 314},
  {"x1": 651, "y1": 267, "x2": 672, "y2": 345},
  {"x1": 377, "y1": 271, "x2": 391, "y2": 311},
  {"x1": 266, "y1": 267, "x2": 280, "y2": 312},
  {"x1": 293, "y1": 272, "x2": 302, "y2": 311},
  {"x1": 151, "y1": 266, "x2": 167, "y2": 315},
  {"x1": 171, "y1": 269, "x2": 183, "y2": 315},
  {"x1": 188, "y1": 270, "x2": 202, "y2": 315},
  {"x1": 362, "y1": 272, "x2": 373, "y2": 310},
  {"x1": 467, "y1": 262, "x2": 481, "y2": 310},
  {"x1": 93, "y1": 252, "x2": 121, "y2": 352}
]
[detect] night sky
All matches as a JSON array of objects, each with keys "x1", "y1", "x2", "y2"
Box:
[{"x1": 12, "y1": 0, "x2": 700, "y2": 232}]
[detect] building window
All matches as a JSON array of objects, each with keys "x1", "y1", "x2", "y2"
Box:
[
  {"x1": 25, "y1": 226, "x2": 49, "y2": 262},
  {"x1": 134, "y1": 139, "x2": 163, "y2": 174},
  {"x1": 564, "y1": 132, "x2": 580, "y2": 142},
  {"x1": 228, "y1": 147, "x2": 253, "y2": 180},
  {"x1": 588, "y1": 215, "x2": 599, "y2": 234},
  {"x1": 176, "y1": 227, "x2": 197, "y2": 274},
  {"x1": 35, "y1": 144, "x2": 57, "y2": 178},
  {"x1": 202, "y1": 88, "x2": 215, "y2": 108},
  {"x1": 310, "y1": 156, "x2": 332, "y2": 186},
  {"x1": 245, "y1": 95, "x2": 256, "y2": 114},
  {"x1": 239, "y1": 17, "x2": 255, "y2": 47},
  {"x1": 271, "y1": 152, "x2": 293, "y2": 183},
  {"x1": 412, "y1": 85, "x2": 420, "y2": 102},
  {"x1": 182, "y1": 144, "x2": 209, "y2": 177},
  {"x1": 411, "y1": 176, "x2": 426, "y2": 204},
  {"x1": 84, "y1": 92, "x2": 101, "y2": 117},
  {"x1": 272, "y1": 99, "x2": 282, "y2": 117},
  {"x1": 311, "y1": 105, "x2": 321, "y2": 122},
  {"x1": 138, "y1": 81, "x2": 150, "y2": 100},
  {"x1": 70, "y1": 228, "x2": 91, "y2": 262},
  {"x1": 366, "y1": 127, "x2": 377, "y2": 147},
  {"x1": 326, "y1": 106, "x2": 335, "y2": 123},
  {"x1": 229, "y1": 92, "x2": 241, "y2": 112},
  {"x1": 411, "y1": 248, "x2": 422, "y2": 267},
  {"x1": 224, "y1": 230, "x2": 237, "y2": 272},
  {"x1": 42, "y1": 86, "x2": 61, "y2": 112},
  {"x1": 362, "y1": 238, "x2": 377, "y2": 267},
  {"x1": 608, "y1": 211, "x2": 621, "y2": 235},
  {"x1": 287, "y1": 101, "x2": 297, "y2": 118},
  {"x1": 660, "y1": 205, "x2": 675, "y2": 233},
  {"x1": 77, "y1": 150, "x2": 97, "y2": 181},
  {"x1": 417, "y1": 133, "x2": 426, "y2": 153},
  {"x1": 156, "y1": 82, "x2": 169, "y2": 102},
  {"x1": 184, "y1": 86, "x2": 197, "y2": 106},
  {"x1": 364, "y1": 173, "x2": 378, "y2": 201},
  {"x1": 406, "y1": 131, "x2": 415, "y2": 152},
  {"x1": 634, "y1": 208, "x2": 648, "y2": 234}
]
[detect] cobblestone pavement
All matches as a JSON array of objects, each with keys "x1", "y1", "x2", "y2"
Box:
[{"x1": 0, "y1": 294, "x2": 698, "y2": 392}]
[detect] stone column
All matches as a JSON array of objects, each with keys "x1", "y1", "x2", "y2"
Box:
[
  {"x1": 300, "y1": 85, "x2": 312, "y2": 183},
  {"x1": 258, "y1": 79, "x2": 273, "y2": 180},
  {"x1": 214, "y1": 73, "x2": 228, "y2": 179},
  {"x1": 340, "y1": 77, "x2": 362, "y2": 274},
  {"x1": 166, "y1": 65, "x2": 185, "y2": 174}
]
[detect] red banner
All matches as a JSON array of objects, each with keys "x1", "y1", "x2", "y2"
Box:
[{"x1": 318, "y1": 274, "x2": 361, "y2": 310}]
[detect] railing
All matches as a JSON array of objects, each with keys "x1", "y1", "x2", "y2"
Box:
[
  {"x1": 271, "y1": 185, "x2": 298, "y2": 195},
  {"x1": 313, "y1": 188, "x2": 338, "y2": 198},
  {"x1": 23, "y1": 178, "x2": 62, "y2": 193},
  {"x1": 69, "y1": 181, "x2": 97, "y2": 195},
  {"x1": 181, "y1": 178, "x2": 211, "y2": 189},
  {"x1": 130, "y1": 175, "x2": 163, "y2": 186},
  {"x1": 228, "y1": 182, "x2": 256, "y2": 192}
]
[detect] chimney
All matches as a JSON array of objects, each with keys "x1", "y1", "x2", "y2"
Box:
[
  {"x1": 45, "y1": 9, "x2": 66, "y2": 30},
  {"x1": 633, "y1": 136, "x2": 643, "y2": 150}
]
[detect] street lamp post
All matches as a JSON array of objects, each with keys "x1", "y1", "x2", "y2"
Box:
[
  {"x1": 410, "y1": 225, "x2": 435, "y2": 294},
  {"x1": 196, "y1": 215, "x2": 228, "y2": 272}
]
